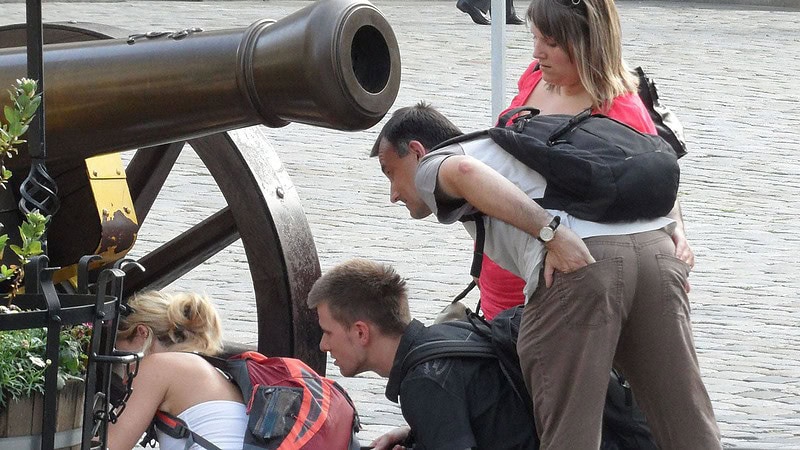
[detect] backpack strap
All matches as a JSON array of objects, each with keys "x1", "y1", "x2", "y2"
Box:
[
  {"x1": 139, "y1": 422, "x2": 159, "y2": 448},
  {"x1": 146, "y1": 354, "x2": 232, "y2": 450},
  {"x1": 330, "y1": 379, "x2": 363, "y2": 434},
  {"x1": 152, "y1": 410, "x2": 223, "y2": 450},
  {"x1": 634, "y1": 66, "x2": 688, "y2": 159},
  {"x1": 195, "y1": 352, "x2": 234, "y2": 383},
  {"x1": 452, "y1": 279, "x2": 477, "y2": 303},
  {"x1": 399, "y1": 337, "x2": 531, "y2": 412},
  {"x1": 547, "y1": 107, "x2": 594, "y2": 144},
  {"x1": 400, "y1": 339, "x2": 497, "y2": 377},
  {"x1": 430, "y1": 129, "x2": 490, "y2": 152},
  {"x1": 455, "y1": 212, "x2": 485, "y2": 316},
  {"x1": 458, "y1": 212, "x2": 486, "y2": 280},
  {"x1": 497, "y1": 106, "x2": 540, "y2": 128}
]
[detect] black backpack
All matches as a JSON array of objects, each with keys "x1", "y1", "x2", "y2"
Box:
[
  {"x1": 404, "y1": 306, "x2": 657, "y2": 450},
  {"x1": 434, "y1": 67, "x2": 685, "y2": 224},
  {"x1": 435, "y1": 107, "x2": 679, "y2": 224},
  {"x1": 492, "y1": 107, "x2": 679, "y2": 222}
]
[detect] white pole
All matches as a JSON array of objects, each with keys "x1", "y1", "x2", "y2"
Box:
[{"x1": 490, "y1": 0, "x2": 506, "y2": 124}]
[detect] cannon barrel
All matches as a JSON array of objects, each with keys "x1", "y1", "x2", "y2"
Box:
[{"x1": 0, "y1": 0, "x2": 400, "y2": 165}]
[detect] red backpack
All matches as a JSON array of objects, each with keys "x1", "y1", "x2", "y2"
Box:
[{"x1": 148, "y1": 351, "x2": 361, "y2": 450}]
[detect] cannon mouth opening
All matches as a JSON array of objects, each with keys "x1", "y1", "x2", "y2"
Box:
[{"x1": 350, "y1": 25, "x2": 390, "y2": 95}]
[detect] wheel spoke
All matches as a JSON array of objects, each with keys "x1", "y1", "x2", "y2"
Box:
[
  {"x1": 190, "y1": 130, "x2": 324, "y2": 372},
  {"x1": 123, "y1": 207, "x2": 238, "y2": 295},
  {"x1": 126, "y1": 141, "x2": 184, "y2": 224}
]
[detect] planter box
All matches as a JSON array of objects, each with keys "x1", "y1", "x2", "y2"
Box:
[{"x1": 0, "y1": 378, "x2": 84, "y2": 450}]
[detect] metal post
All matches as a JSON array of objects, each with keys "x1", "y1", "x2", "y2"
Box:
[
  {"x1": 24, "y1": 2, "x2": 62, "y2": 448},
  {"x1": 24, "y1": 0, "x2": 44, "y2": 169},
  {"x1": 21, "y1": 0, "x2": 60, "y2": 240},
  {"x1": 490, "y1": 0, "x2": 506, "y2": 123}
]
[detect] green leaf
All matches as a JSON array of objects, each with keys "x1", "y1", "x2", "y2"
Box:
[
  {"x1": 19, "y1": 221, "x2": 34, "y2": 237},
  {"x1": 19, "y1": 78, "x2": 38, "y2": 96},
  {"x1": 26, "y1": 211, "x2": 48, "y2": 229},
  {"x1": 3, "y1": 105, "x2": 18, "y2": 123},
  {"x1": 22, "y1": 98, "x2": 40, "y2": 120},
  {"x1": 0, "y1": 265, "x2": 15, "y2": 281},
  {"x1": 7, "y1": 122, "x2": 21, "y2": 138},
  {"x1": 26, "y1": 240, "x2": 42, "y2": 255}
]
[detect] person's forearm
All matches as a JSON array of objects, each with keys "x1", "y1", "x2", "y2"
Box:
[
  {"x1": 435, "y1": 154, "x2": 595, "y2": 286},
  {"x1": 668, "y1": 199, "x2": 685, "y2": 231}
]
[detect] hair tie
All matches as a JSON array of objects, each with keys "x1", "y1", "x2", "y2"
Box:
[{"x1": 173, "y1": 324, "x2": 187, "y2": 342}]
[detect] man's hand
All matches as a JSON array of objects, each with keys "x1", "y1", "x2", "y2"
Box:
[
  {"x1": 671, "y1": 226, "x2": 695, "y2": 269},
  {"x1": 371, "y1": 425, "x2": 411, "y2": 450},
  {"x1": 543, "y1": 226, "x2": 595, "y2": 288},
  {"x1": 671, "y1": 226, "x2": 693, "y2": 293}
]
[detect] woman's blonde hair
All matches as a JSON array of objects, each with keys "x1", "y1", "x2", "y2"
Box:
[
  {"x1": 527, "y1": 0, "x2": 638, "y2": 111},
  {"x1": 117, "y1": 291, "x2": 223, "y2": 355}
]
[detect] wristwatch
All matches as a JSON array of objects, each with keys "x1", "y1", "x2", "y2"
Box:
[{"x1": 538, "y1": 216, "x2": 561, "y2": 243}]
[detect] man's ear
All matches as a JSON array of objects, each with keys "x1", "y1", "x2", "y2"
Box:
[
  {"x1": 407, "y1": 140, "x2": 427, "y2": 160},
  {"x1": 352, "y1": 320, "x2": 371, "y2": 346}
]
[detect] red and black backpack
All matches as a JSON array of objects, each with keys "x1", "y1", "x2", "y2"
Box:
[{"x1": 144, "y1": 351, "x2": 361, "y2": 450}]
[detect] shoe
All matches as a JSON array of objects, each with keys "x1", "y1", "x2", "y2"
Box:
[
  {"x1": 457, "y1": 0, "x2": 491, "y2": 25},
  {"x1": 506, "y1": 13, "x2": 525, "y2": 25},
  {"x1": 503, "y1": 0, "x2": 525, "y2": 25}
]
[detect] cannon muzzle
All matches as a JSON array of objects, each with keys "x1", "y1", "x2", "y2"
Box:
[{"x1": 0, "y1": 0, "x2": 400, "y2": 164}]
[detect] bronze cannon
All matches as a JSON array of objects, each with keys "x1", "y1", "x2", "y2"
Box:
[{"x1": 0, "y1": 0, "x2": 400, "y2": 373}]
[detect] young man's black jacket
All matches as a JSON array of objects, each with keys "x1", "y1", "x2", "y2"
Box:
[{"x1": 385, "y1": 319, "x2": 538, "y2": 450}]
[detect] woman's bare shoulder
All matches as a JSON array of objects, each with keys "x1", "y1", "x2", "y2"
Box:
[
  {"x1": 138, "y1": 351, "x2": 217, "y2": 373},
  {"x1": 135, "y1": 352, "x2": 241, "y2": 413}
]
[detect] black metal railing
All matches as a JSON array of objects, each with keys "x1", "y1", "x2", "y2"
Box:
[{"x1": 0, "y1": 256, "x2": 141, "y2": 450}]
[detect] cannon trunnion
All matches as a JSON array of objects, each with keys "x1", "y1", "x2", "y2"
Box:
[{"x1": 0, "y1": 0, "x2": 401, "y2": 373}]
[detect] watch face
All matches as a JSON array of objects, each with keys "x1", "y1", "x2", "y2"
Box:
[{"x1": 540, "y1": 227, "x2": 554, "y2": 242}]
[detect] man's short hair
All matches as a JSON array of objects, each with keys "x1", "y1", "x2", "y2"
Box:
[
  {"x1": 370, "y1": 102, "x2": 463, "y2": 157},
  {"x1": 307, "y1": 258, "x2": 411, "y2": 336}
]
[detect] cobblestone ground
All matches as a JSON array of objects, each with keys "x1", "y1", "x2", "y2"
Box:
[{"x1": 2, "y1": 1, "x2": 799, "y2": 447}]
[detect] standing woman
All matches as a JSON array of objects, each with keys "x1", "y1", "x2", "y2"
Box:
[
  {"x1": 501, "y1": 0, "x2": 721, "y2": 448},
  {"x1": 107, "y1": 291, "x2": 247, "y2": 450},
  {"x1": 478, "y1": 0, "x2": 696, "y2": 320}
]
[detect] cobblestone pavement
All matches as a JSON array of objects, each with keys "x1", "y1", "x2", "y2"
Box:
[{"x1": 2, "y1": 1, "x2": 799, "y2": 447}]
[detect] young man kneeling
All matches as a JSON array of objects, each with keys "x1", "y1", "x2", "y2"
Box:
[{"x1": 307, "y1": 258, "x2": 537, "y2": 450}]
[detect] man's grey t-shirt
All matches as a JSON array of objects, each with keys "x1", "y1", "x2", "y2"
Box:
[{"x1": 415, "y1": 136, "x2": 674, "y2": 298}]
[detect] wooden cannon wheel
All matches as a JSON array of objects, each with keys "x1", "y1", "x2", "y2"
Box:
[{"x1": 0, "y1": 23, "x2": 325, "y2": 373}]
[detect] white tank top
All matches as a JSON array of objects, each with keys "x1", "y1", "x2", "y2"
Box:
[{"x1": 155, "y1": 400, "x2": 248, "y2": 450}]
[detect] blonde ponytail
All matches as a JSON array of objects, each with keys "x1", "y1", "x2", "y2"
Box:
[{"x1": 117, "y1": 290, "x2": 223, "y2": 355}]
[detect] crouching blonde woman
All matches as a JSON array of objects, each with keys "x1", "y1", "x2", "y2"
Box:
[{"x1": 107, "y1": 291, "x2": 247, "y2": 450}]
